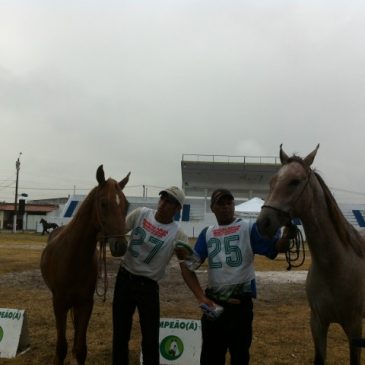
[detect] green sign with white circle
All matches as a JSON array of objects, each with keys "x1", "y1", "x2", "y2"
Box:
[{"x1": 160, "y1": 335, "x2": 184, "y2": 360}]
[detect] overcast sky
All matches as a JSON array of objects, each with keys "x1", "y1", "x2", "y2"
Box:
[{"x1": 1, "y1": 0, "x2": 365, "y2": 203}]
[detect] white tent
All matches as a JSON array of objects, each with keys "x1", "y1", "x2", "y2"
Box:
[{"x1": 235, "y1": 197, "x2": 264, "y2": 218}]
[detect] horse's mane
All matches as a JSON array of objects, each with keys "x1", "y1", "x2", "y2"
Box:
[
  {"x1": 74, "y1": 187, "x2": 98, "y2": 219},
  {"x1": 57, "y1": 186, "x2": 99, "y2": 238},
  {"x1": 287, "y1": 156, "x2": 365, "y2": 257}
]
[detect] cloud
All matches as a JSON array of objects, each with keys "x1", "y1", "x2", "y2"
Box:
[{"x1": 1, "y1": 0, "x2": 365, "y2": 203}]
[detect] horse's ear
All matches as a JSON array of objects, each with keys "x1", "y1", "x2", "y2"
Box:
[
  {"x1": 96, "y1": 165, "x2": 106, "y2": 185},
  {"x1": 303, "y1": 144, "x2": 320, "y2": 167},
  {"x1": 119, "y1": 172, "x2": 131, "y2": 190},
  {"x1": 279, "y1": 144, "x2": 289, "y2": 165}
]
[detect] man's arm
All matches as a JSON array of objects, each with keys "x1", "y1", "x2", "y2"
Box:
[
  {"x1": 179, "y1": 263, "x2": 215, "y2": 307},
  {"x1": 251, "y1": 221, "x2": 298, "y2": 257},
  {"x1": 124, "y1": 207, "x2": 143, "y2": 233}
]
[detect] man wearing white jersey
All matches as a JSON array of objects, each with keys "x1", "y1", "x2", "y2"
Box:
[
  {"x1": 178, "y1": 189, "x2": 292, "y2": 365},
  {"x1": 112, "y1": 186, "x2": 188, "y2": 365}
]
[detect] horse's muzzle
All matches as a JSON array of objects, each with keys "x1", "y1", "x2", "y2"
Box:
[
  {"x1": 256, "y1": 211, "x2": 280, "y2": 239},
  {"x1": 109, "y1": 236, "x2": 128, "y2": 257}
]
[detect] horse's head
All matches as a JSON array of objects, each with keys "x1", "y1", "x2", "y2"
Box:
[
  {"x1": 94, "y1": 165, "x2": 130, "y2": 251},
  {"x1": 256, "y1": 144, "x2": 319, "y2": 238}
]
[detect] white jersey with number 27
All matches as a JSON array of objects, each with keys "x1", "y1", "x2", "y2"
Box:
[{"x1": 121, "y1": 207, "x2": 188, "y2": 282}]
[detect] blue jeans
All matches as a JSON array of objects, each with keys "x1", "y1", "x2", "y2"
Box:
[{"x1": 112, "y1": 268, "x2": 160, "y2": 365}]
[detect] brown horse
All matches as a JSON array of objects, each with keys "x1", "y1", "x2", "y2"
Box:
[
  {"x1": 256, "y1": 145, "x2": 365, "y2": 365},
  {"x1": 40, "y1": 165, "x2": 130, "y2": 365}
]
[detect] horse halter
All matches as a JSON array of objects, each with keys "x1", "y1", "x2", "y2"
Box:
[
  {"x1": 94, "y1": 186, "x2": 126, "y2": 242},
  {"x1": 261, "y1": 166, "x2": 313, "y2": 223},
  {"x1": 261, "y1": 163, "x2": 312, "y2": 271},
  {"x1": 94, "y1": 184, "x2": 127, "y2": 301}
]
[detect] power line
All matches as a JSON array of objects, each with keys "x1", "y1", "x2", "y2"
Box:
[
  {"x1": 0, "y1": 181, "x2": 15, "y2": 190},
  {"x1": 0, "y1": 184, "x2": 162, "y2": 199},
  {"x1": 1, "y1": 178, "x2": 365, "y2": 197},
  {"x1": 20, "y1": 186, "x2": 92, "y2": 191}
]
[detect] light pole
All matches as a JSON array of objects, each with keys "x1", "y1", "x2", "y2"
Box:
[{"x1": 13, "y1": 152, "x2": 22, "y2": 233}]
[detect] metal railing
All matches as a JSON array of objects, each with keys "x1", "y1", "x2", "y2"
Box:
[{"x1": 182, "y1": 153, "x2": 280, "y2": 165}]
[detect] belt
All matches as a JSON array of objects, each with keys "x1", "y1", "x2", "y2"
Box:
[
  {"x1": 119, "y1": 267, "x2": 156, "y2": 284},
  {"x1": 227, "y1": 298, "x2": 242, "y2": 304},
  {"x1": 207, "y1": 294, "x2": 252, "y2": 306}
]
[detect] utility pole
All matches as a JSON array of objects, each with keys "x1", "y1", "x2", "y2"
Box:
[{"x1": 13, "y1": 152, "x2": 22, "y2": 233}]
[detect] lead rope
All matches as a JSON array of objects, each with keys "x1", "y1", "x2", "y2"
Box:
[
  {"x1": 285, "y1": 225, "x2": 305, "y2": 271},
  {"x1": 96, "y1": 238, "x2": 108, "y2": 302},
  {"x1": 93, "y1": 190, "x2": 109, "y2": 302}
]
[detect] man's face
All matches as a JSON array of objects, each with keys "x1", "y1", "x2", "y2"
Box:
[
  {"x1": 211, "y1": 196, "x2": 235, "y2": 225},
  {"x1": 156, "y1": 194, "x2": 181, "y2": 222}
]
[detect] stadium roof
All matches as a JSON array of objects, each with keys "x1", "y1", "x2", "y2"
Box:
[{"x1": 181, "y1": 154, "x2": 281, "y2": 199}]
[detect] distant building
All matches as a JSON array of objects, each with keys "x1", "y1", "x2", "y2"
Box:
[{"x1": 0, "y1": 201, "x2": 60, "y2": 231}]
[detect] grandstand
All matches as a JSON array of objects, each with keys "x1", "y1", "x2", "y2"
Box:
[
  {"x1": 181, "y1": 153, "x2": 281, "y2": 199},
  {"x1": 178, "y1": 153, "x2": 281, "y2": 235}
]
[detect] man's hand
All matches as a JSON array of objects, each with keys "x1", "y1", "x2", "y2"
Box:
[
  {"x1": 276, "y1": 237, "x2": 290, "y2": 253},
  {"x1": 175, "y1": 247, "x2": 190, "y2": 260},
  {"x1": 199, "y1": 295, "x2": 217, "y2": 309},
  {"x1": 174, "y1": 241, "x2": 193, "y2": 260},
  {"x1": 282, "y1": 224, "x2": 297, "y2": 240},
  {"x1": 276, "y1": 224, "x2": 298, "y2": 253}
]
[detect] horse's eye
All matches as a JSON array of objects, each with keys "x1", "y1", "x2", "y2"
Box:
[{"x1": 289, "y1": 179, "x2": 301, "y2": 187}]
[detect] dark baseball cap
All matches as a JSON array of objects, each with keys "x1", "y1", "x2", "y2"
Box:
[{"x1": 210, "y1": 189, "x2": 234, "y2": 206}]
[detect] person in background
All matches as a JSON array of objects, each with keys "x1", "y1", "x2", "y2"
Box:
[
  {"x1": 176, "y1": 188, "x2": 294, "y2": 365},
  {"x1": 112, "y1": 186, "x2": 188, "y2": 365}
]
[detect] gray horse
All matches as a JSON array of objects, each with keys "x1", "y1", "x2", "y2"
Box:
[{"x1": 257, "y1": 145, "x2": 365, "y2": 365}]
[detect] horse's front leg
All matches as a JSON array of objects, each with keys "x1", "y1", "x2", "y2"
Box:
[
  {"x1": 53, "y1": 299, "x2": 68, "y2": 365},
  {"x1": 310, "y1": 310, "x2": 329, "y2": 365},
  {"x1": 72, "y1": 299, "x2": 94, "y2": 365}
]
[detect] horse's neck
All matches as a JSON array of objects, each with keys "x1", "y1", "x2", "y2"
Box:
[
  {"x1": 65, "y1": 197, "x2": 99, "y2": 256},
  {"x1": 300, "y1": 185, "x2": 350, "y2": 266},
  {"x1": 302, "y1": 212, "x2": 340, "y2": 253}
]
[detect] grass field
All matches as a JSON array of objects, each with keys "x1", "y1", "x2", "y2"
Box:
[{"x1": 0, "y1": 232, "x2": 354, "y2": 364}]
